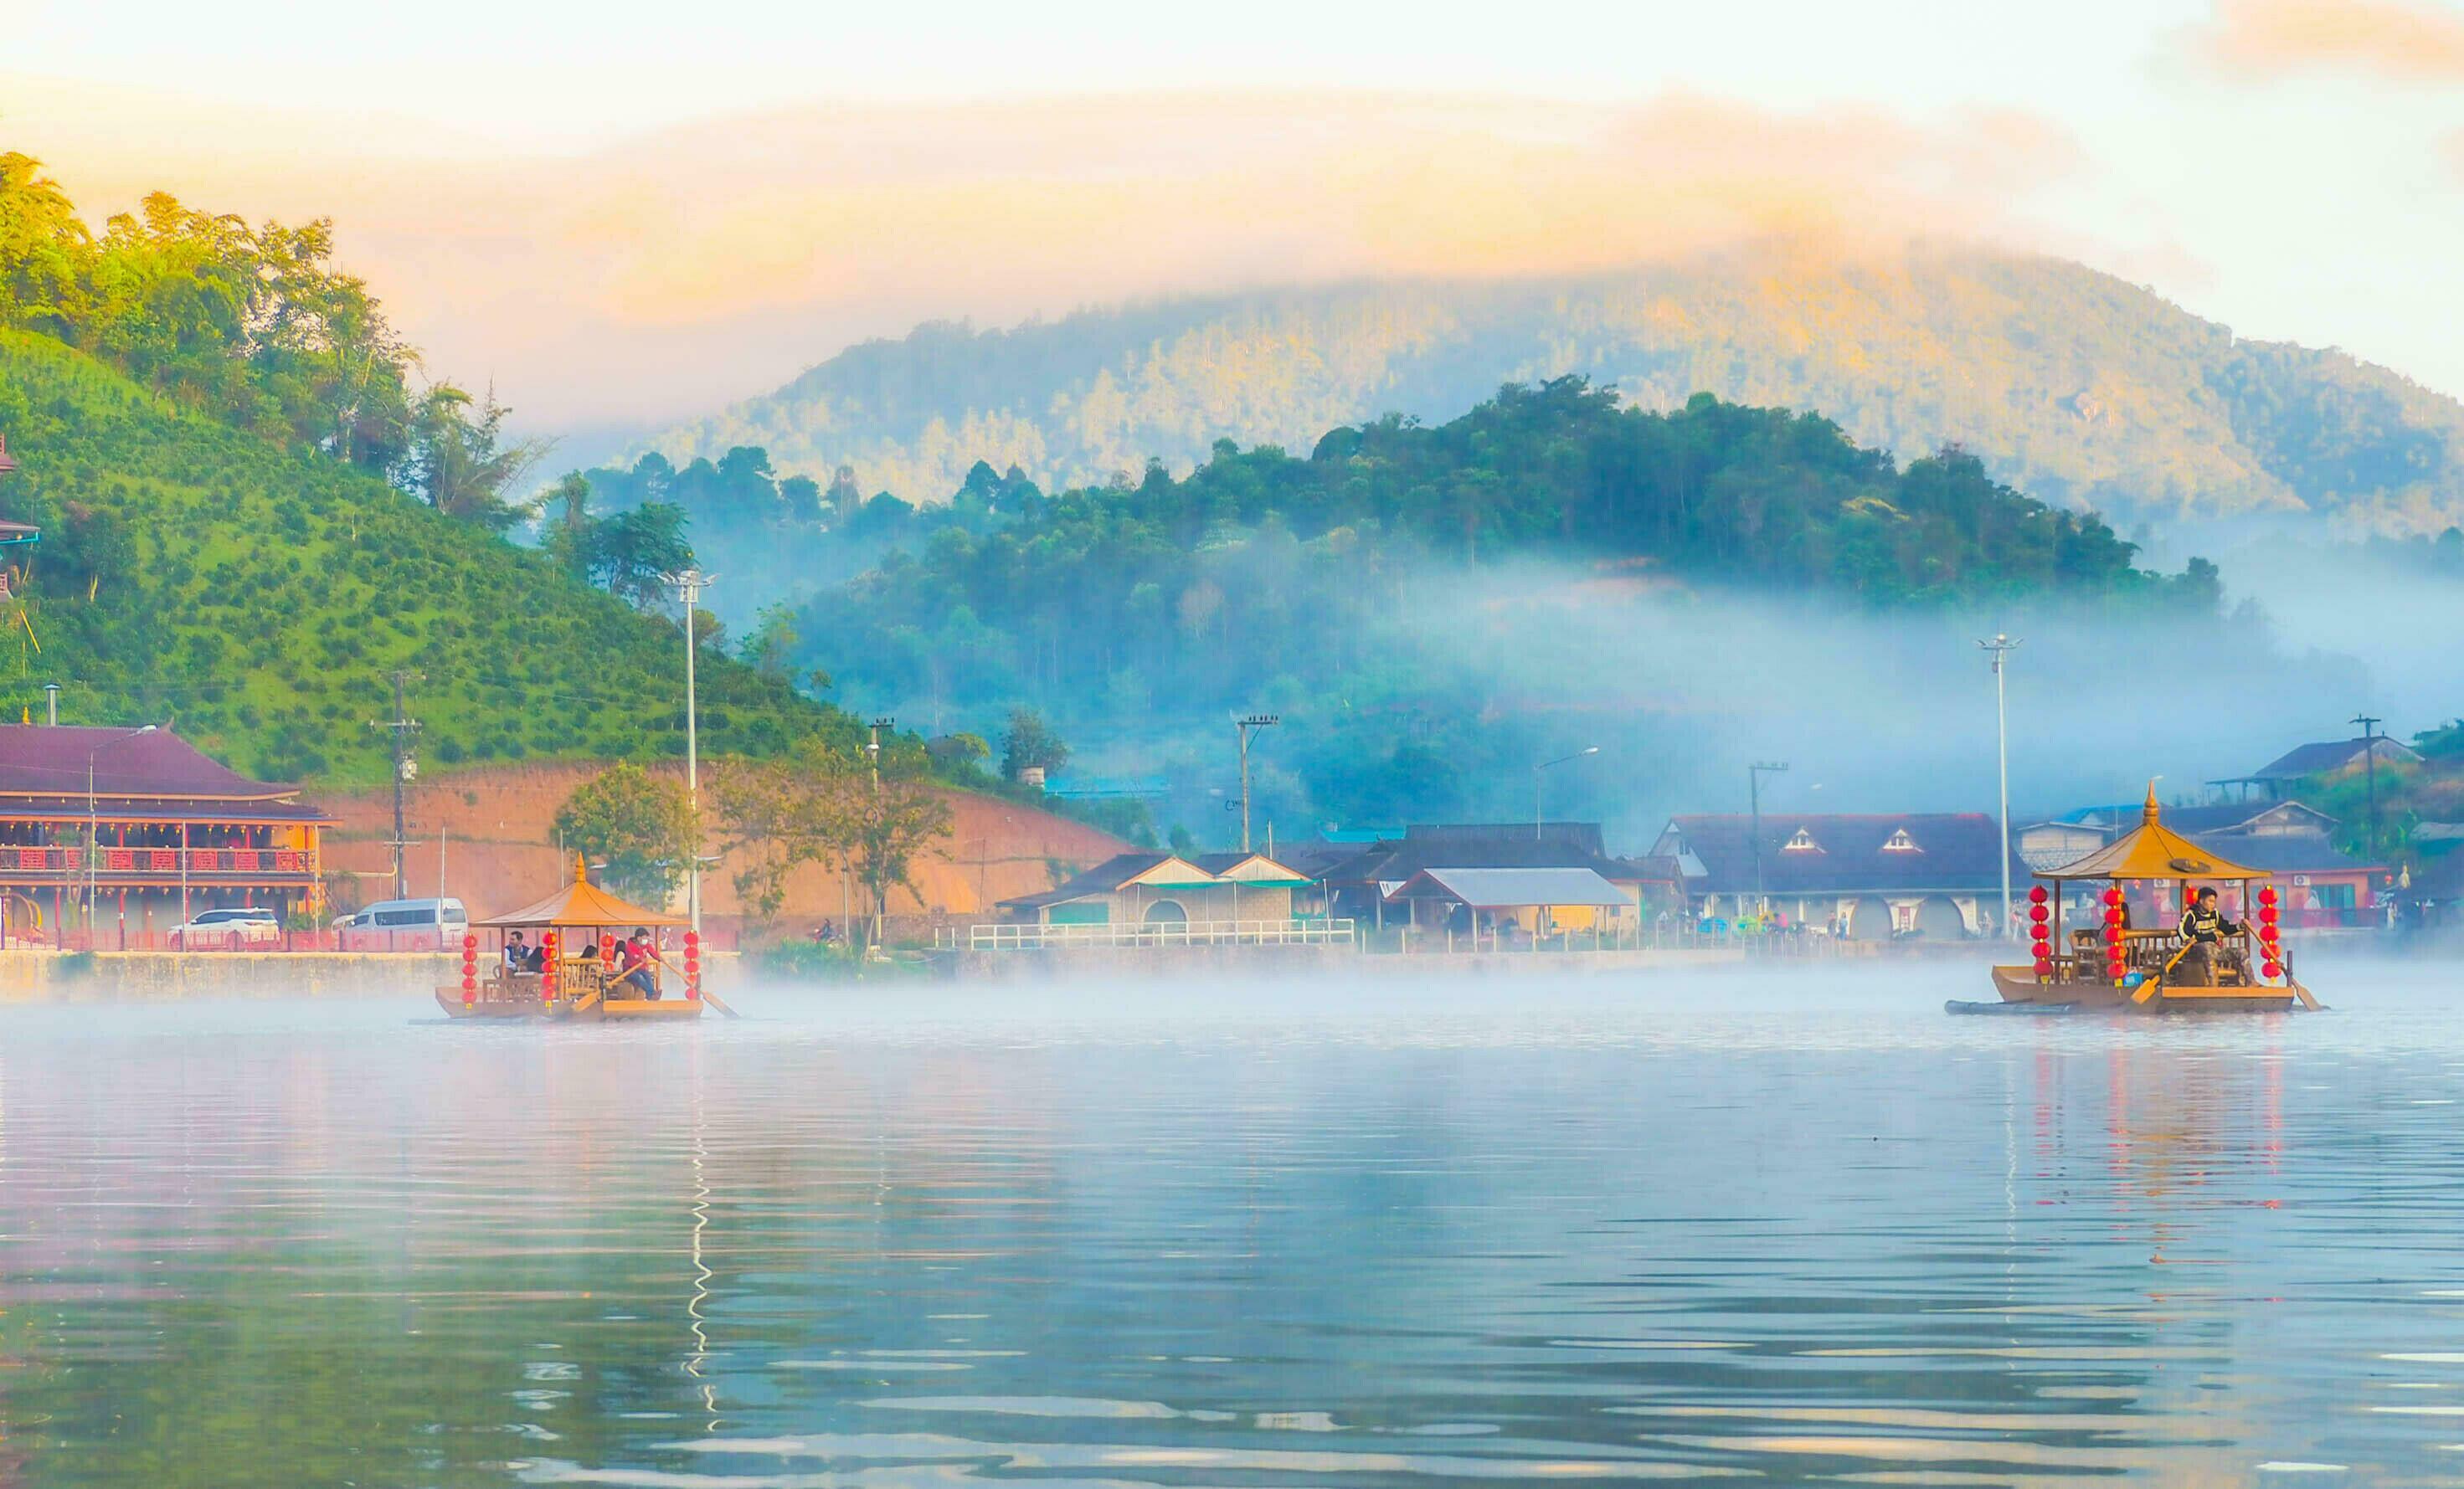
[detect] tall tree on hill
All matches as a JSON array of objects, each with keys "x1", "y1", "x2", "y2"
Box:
[
  {"x1": 404, "y1": 384, "x2": 550, "y2": 531},
  {"x1": 0, "y1": 152, "x2": 89, "y2": 335}
]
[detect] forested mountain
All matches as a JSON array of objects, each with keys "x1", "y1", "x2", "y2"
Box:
[
  {"x1": 643, "y1": 246, "x2": 2464, "y2": 537},
  {"x1": 0, "y1": 328, "x2": 854, "y2": 784},
  {"x1": 760, "y1": 380, "x2": 2224, "y2": 830}
]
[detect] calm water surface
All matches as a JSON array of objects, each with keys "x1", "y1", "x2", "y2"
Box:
[{"x1": 4, "y1": 966, "x2": 2464, "y2": 1486}]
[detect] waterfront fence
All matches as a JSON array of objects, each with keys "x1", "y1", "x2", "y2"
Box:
[{"x1": 948, "y1": 918, "x2": 1357, "y2": 952}]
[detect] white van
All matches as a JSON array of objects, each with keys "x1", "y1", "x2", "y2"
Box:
[{"x1": 341, "y1": 898, "x2": 469, "y2": 944}]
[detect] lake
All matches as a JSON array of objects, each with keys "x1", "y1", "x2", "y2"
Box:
[{"x1": 3, "y1": 964, "x2": 2462, "y2": 1486}]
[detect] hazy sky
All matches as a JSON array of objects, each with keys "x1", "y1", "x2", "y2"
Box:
[{"x1": 11, "y1": 0, "x2": 2464, "y2": 429}]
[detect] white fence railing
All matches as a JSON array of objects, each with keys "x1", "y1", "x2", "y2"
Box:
[{"x1": 952, "y1": 918, "x2": 1356, "y2": 952}]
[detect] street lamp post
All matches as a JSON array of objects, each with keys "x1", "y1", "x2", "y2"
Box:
[
  {"x1": 673, "y1": 570, "x2": 712, "y2": 934},
  {"x1": 1533, "y1": 747, "x2": 1601, "y2": 839},
  {"x1": 85, "y1": 725, "x2": 157, "y2": 945},
  {"x1": 1235, "y1": 715, "x2": 1278, "y2": 853},
  {"x1": 1979, "y1": 634, "x2": 2022, "y2": 941},
  {"x1": 1747, "y1": 761, "x2": 1789, "y2": 914}
]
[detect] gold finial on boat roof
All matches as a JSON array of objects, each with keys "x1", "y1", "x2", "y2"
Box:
[
  {"x1": 574, "y1": 851, "x2": 589, "y2": 884},
  {"x1": 2142, "y1": 779, "x2": 2161, "y2": 826}
]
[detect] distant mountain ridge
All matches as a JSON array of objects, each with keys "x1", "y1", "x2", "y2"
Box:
[{"x1": 640, "y1": 246, "x2": 2464, "y2": 537}]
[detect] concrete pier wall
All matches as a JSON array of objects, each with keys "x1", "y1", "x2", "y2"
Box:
[{"x1": 0, "y1": 951, "x2": 748, "y2": 1002}]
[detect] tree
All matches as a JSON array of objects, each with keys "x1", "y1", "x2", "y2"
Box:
[
  {"x1": 539, "y1": 471, "x2": 594, "y2": 578},
  {"x1": 552, "y1": 764, "x2": 696, "y2": 904},
  {"x1": 1000, "y1": 706, "x2": 1068, "y2": 783},
  {"x1": 737, "y1": 603, "x2": 801, "y2": 681},
  {"x1": 707, "y1": 734, "x2": 949, "y2": 942},
  {"x1": 404, "y1": 383, "x2": 550, "y2": 531},
  {"x1": 0, "y1": 152, "x2": 90, "y2": 336},
  {"x1": 589, "y1": 501, "x2": 693, "y2": 608}
]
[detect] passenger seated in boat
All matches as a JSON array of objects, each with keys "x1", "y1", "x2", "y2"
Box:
[
  {"x1": 2170, "y1": 888, "x2": 2246, "y2": 986},
  {"x1": 616, "y1": 929, "x2": 660, "y2": 999},
  {"x1": 503, "y1": 931, "x2": 531, "y2": 975}
]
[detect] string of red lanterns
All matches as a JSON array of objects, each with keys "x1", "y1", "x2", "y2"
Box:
[{"x1": 2028, "y1": 883, "x2": 2052, "y2": 979}]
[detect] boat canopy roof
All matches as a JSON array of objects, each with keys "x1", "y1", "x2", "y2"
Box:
[
  {"x1": 2039, "y1": 785, "x2": 2271, "y2": 882},
  {"x1": 476, "y1": 854, "x2": 689, "y2": 929}
]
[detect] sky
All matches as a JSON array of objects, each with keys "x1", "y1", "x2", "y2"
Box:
[{"x1": 9, "y1": 0, "x2": 2464, "y2": 431}]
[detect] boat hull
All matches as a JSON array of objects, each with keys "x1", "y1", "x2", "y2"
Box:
[
  {"x1": 435, "y1": 986, "x2": 705, "y2": 1021},
  {"x1": 1988, "y1": 965, "x2": 2304, "y2": 1014}
]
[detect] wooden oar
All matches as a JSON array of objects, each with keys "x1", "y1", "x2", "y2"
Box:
[{"x1": 645, "y1": 947, "x2": 740, "y2": 1018}]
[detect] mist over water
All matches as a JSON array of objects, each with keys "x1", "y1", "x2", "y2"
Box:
[
  {"x1": 1334, "y1": 561, "x2": 2361, "y2": 837},
  {"x1": 7, "y1": 966, "x2": 2464, "y2": 1485}
]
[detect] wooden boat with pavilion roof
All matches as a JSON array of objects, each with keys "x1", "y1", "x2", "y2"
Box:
[
  {"x1": 436, "y1": 855, "x2": 708, "y2": 1021},
  {"x1": 1986, "y1": 785, "x2": 2319, "y2": 1014}
]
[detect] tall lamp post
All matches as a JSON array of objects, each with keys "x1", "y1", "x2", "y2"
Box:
[
  {"x1": 1533, "y1": 747, "x2": 1600, "y2": 839},
  {"x1": 1235, "y1": 715, "x2": 1278, "y2": 853},
  {"x1": 1978, "y1": 634, "x2": 2022, "y2": 940},
  {"x1": 673, "y1": 570, "x2": 712, "y2": 933},
  {"x1": 85, "y1": 724, "x2": 157, "y2": 943},
  {"x1": 1747, "y1": 760, "x2": 1789, "y2": 914}
]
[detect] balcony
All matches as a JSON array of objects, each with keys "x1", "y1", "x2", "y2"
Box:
[{"x1": 0, "y1": 845, "x2": 315, "y2": 883}]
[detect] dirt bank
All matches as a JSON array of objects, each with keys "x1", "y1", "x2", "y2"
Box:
[{"x1": 315, "y1": 762, "x2": 1129, "y2": 929}]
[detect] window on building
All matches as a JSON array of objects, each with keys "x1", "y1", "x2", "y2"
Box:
[
  {"x1": 1880, "y1": 828, "x2": 1920, "y2": 853},
  {"x1": 2312, "y1": 881, "x2": 2357, "y2": 911},
  {"x1": 1782, "y1": 828, "x2": 1821, "y2": 852}
]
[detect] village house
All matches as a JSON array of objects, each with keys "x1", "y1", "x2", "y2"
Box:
[
  {"x1": 1652, "y1": 813, "x2": 2026, "y2": 941},
  {"x1": 1300, "y1": 823, "x2": 1674, "y2": 937},
  {"x1": 0, "y1": 724, "x2": 330, "y2": 945},
  {"x1": 2019, "y1": 798, "x2": 2384, "y2": 930},
  {"x1": 2207, "y1": 735, "x2": 2420, "y2": 804},
  {"x1": 997, "y1": 850, "x2": 1314, "y2": 931}
]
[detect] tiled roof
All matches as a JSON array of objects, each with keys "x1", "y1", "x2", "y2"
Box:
[
  {"x1": 2253, "y1": 737, "x2": 2420, "y2": 779},
  {"x1": 0, "y1": 726, "x2": 311, "y2": 805},
  {"x1": 1658, "y1": 814, "x2": 2025, "y2": 895},
  {"x1": 1389, "y1": 867, "x2": 1633, "y2": 909}
]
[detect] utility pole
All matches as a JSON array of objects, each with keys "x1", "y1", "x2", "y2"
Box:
[
  {"x1": 1748, "y1": 761, "x2": 1789, "y2": 915},
  {"x1": 1235, "y1": 715, "x2": 1278, "y2": 853},
  {"x1": 675, "y1": 570, "x2": 711, "y2": 932},
  {"x1": 1979, "y1": 634, "x2": 2022, "y2": 940},
  {"x1": 370, "y1": 671, "x2": 419, "y2": 901},
  {"x1": 2352, "y1": 712, "x2": 2384, "y2": 858}
]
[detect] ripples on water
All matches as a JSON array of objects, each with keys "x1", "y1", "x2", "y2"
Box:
[{"x1": 3, "y1": 965, "x2": 2464, "y2": 1486}]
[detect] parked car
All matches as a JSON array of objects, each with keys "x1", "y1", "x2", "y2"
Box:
[{"x1": 169, "y1": 906, "x2": 282, "y2": 948}]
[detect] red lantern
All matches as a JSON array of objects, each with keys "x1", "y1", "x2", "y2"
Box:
[
  {"x1": 2263, "y1": 959, "x2": 2282, "y2": 978},
  {"x1": 2029, "y1": 903, "x2": 2049, "y2": 924},
  {"x1": 2102, "y1": 906, "x2": 2122, "y2": 927},
  {"x1": 2029, "y1": 884, "x2": 2048, "y2": 905},
  {"x1": 542, "y1": 932, "x2": 559, "y2": 1004},
  {"x1": 2102, "y1": 886, "x2": 2122, "y2": 906},
  {"x1": 2033, "y1": 957, "x2": 2053, "y2": 976}
]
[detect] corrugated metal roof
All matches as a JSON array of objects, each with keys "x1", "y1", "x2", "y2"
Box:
[{"x1": 1391, "y1": 867, "x2": 1633, "y2": 909}]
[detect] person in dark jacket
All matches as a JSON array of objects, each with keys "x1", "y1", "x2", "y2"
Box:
[{"x1": 2171, "y1": 887, "x2": 2244, "y2": 985}]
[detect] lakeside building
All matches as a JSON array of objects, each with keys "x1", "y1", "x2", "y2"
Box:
[
  {"x1": 1298, "y1": 823, "x2": 1677, "y2": 939},
  {"x1": 998, "y1": 850, "x2": 1314, "y2": 929},
  {"x1": 0, "y1": 725, "x2": 329, "y2": 944},
  {"x1": 2019, "y1": 798, "x2": 2384, "y2": 929},
  {"x1": 1652, "y1": 813, "x2": 2025, "y2": 941},
  {"x1": 2207, "y1": 735, "x2": 2420, "y2": 804}
]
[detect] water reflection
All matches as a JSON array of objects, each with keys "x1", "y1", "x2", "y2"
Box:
[{"x1": 2, "y1": 971, "x2": 2463, "y2": 1485}]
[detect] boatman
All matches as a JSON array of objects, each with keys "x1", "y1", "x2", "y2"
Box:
[{"x1": 2170, "y1": 887, "x2": 2245, "y2": 986}]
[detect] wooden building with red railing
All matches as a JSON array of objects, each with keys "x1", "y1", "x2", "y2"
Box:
[{"x1": 0, "y1": 724, "x2": 328, "y2": 945}]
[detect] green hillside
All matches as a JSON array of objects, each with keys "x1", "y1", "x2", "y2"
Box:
[
  {"x1": 643, "y1": 246, "x2": 2464, "y2": 537},
  {"x1": 773, "y1": 379, "x2": 2221, "y2": 829},
  {"x1": 0, "y1": 328, "x2": 853, "y2": 784}
]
